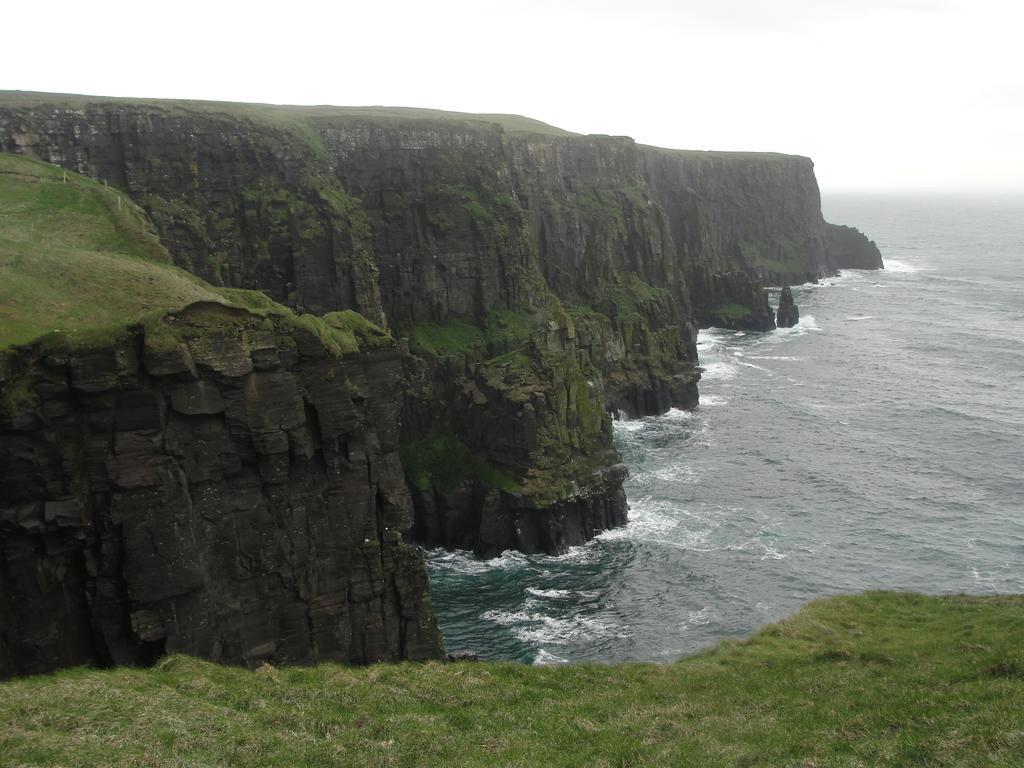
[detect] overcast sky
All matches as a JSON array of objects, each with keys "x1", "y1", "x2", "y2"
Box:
[{"x1": 3, "y1": 0, "x2": 1021, "y2": 190}]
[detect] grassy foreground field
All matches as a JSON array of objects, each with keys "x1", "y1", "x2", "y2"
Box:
[{"x1": 1, "y1": 593, "x2": 1021, "y2": 767}]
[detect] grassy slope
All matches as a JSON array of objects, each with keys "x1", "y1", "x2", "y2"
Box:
[
  {"x1": 0, "y1": 90, "x2": 576, "y2": 139},
  {"x1": 1, "y1": 593, "x2": 1021, "y2": 767},
  {"x1": 0, "y1": 154, "x2": 390, "y2": 355},
  {"x1": 0, "y1": 153, "x2": 225, "y2": 348}
]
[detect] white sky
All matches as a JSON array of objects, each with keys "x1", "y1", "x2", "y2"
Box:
[{"x1": 3, "y1": 0, "x2": 1022, "y2": 190}]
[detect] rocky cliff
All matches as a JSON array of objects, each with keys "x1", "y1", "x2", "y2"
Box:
[
  {"x1": 825, "y1": 223, "x2": 885, "y2": 270},
  {"x1": 0, "y1": 156, "x2": 441, "y2": 678},
  {"x1": 0, "y1": 92, "x2": 882, "y2": 569},
  {"x1": 0, "y1": 303, "x2": 442, "y2": 678},
  {"x1": 775, "y1": 285, "x2": 800, "y2": 328}
]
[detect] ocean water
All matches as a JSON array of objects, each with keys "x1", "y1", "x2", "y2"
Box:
[{"x1": 426, "y1": 193, "x2": 1024, "y2": 664}]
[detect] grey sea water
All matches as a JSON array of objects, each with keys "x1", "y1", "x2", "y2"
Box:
[{"x1": 426, "y1": 193, "x2": 1024, "y2": 664}]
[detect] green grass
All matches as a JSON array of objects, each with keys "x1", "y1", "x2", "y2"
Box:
[
  {"x1": 0, "y1": 154, "x2": 225, "y2": 348},
  {"x1": 0, "y1": 154, "x2": 390, "y2": 355},
  {"x1": 709, "y1": 302, "x2": 754, "y2": 320},
  {"x1": 400, "y1": 430, "x2": 521, "y2": 493},
  {"x1": 0, "y1": 90, "x2": 576, "y2": 139},
  {"x1": 0, "y1": 593, "x2": 1021, "y2": 767},
  {"x1": 407, "y1": 318, "x2": 490, "y2": 357},
  {"x1": 406, "y1": 309, "x2": 537, "y2": 358}
]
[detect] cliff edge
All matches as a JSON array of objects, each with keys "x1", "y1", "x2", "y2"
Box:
[{"x1": 0, "y1": 156, "x2": 441, "y2": 678}]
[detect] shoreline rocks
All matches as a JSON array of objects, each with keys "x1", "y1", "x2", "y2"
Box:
[{"x1": 776, "y1": 285, "x2": 800, "y2": 328}]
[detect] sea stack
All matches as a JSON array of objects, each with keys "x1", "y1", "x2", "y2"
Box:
[{"x1": 776, "y1": 285, "x2": 800, "y2": 328}]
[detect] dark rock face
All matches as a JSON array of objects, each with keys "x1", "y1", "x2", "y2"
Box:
[
  {"x1": 825, "y1": 223, "x2": 885, "y2": 270},
  {"x1": 776, "y1": 286, "x2": 800, "y2": 328},
  {"x1": 0, "y1": 96, "x2": 882, "y2": 573},
  {"x1": 0, "y1": 106, "x2": 385, "y2": 324},
  {"x1": 412, "y1": 457, "x2": 629, "y2": 559},
  {"x1": 689, "y1": 269, "x2": 777, "y2": 331},
  {"x1": 0, "y1": 305, "x2": 442, "y2": 679},
  {"x1": 640, "y1": 149, "x2": 832, "y2": 287},
  {"x1": 398, "y1": 311, "x2": 628, "y2": 556}
]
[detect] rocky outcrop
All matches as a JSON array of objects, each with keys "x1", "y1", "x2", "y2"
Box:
[
  {"x1": 688, "y1": 269, "x2": 776, "y2": 331},
  {"x1": 399, "y1": 307, "x2": 628, "y2": 557},
  {"x1": 826, "y1": 223, "x2": 884, "y2": 270},
  {"x1": 776, "y1": 286, "x2": 800, "y2": 328},
  {"x1": 0, "y1": 304, "x2": 442, "y2": 679}
]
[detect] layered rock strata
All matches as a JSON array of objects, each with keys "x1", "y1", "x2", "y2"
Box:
[{"x1": 0, "y1": 304, "x2": 442, "y2": 678}]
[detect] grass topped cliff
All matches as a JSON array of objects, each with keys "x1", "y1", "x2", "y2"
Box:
[
  {"x1": 0, "y1": 90, "x2": 811, "y2": 161},
  {"x1": 0, "y1": 90, "x2": 577, "y2": 139},
  {"x1": 0, "y1": 154, "x2": 224, "y2": 348},
  {"x1": 1, "y1": 593, "x2": 1021, "y2": 767},
  {"x1": 0, "y1": 153, "x2": 388, "y2": 354}
]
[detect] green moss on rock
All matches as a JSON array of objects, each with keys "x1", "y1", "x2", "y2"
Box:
[
  {"x1": 400, "y1": 430, "x2": 520, "y2": 493},
  {"x1": 710, "y1": 303, "x2": 753, "y2": 320}
]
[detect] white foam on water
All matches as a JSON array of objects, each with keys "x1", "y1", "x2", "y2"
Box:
[
  {"x1": 747, "y1": 355, "x2": 802, "y2": 361},
  {"x1": 735, "y1": 360, "x2": 767, "y2": 371},
  {"x1": 770, "y1": 315, "x2": 819, "y2": 338},
  {"x1": 525, "y1": 587, "x2": 573, "y2": 599},
  {"x1": 800, "y1": 315, "x2": 820, "y2": 330},
  {"x1": 482, "y1": 609, "x2": 629, "y2": 646},
  {"x1": 481, "y1": 609, "x2": 533, "y2": 625},
  {"x1": 598, "y1": 497, "x2": 681, "y2": 542},
  {"x1": 651, "y1": 464, "x2": 700, "y2": 484},
  {"x1": 662, "y1": 407, "x2": 695, "y2": 422},
  {"x1": 532, "y1": 649, "x2": 570, "y2": 666},
  {"x1": 723, "y1": 537, "x2": 790, "y2": 560},
  {"x1": 760, "y1": 544, "x2": 789, "y2": 561},
  {"x1": 699, "y1": 361, "x2": 738, "y2": 381},
  {"x1": 697, "y1": 394, "x2": 728, "y2": 407},
  {"x1": 515, "y1": 615, "x2": 630, "y2": 646},
  {"x1": 427, "y1": 548, "x2": 530, "y2": 575},
  {"x1": 522, "y1": 540, "x2": 606, "y2": 567},
  {"x1": 828, "y1": 269, "x2": 867, "y2": 284},
  {"x1": 685, "y1": 607, "x2": 714, "y2": 627},
  {"x1": 884, "y1": 259, "x2": 922, "y2": 273},
  {"x1": 845, "y1": 315, "x2": 875, "y2": 321},
  {"x1": 613, "y1": 417, "x2": 647, "y2": 434},
  {"x1": 696, "y1": 327, "x2": 733, "y2": 354}
]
